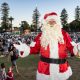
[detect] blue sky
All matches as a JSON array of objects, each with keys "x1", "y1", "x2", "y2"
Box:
[{"x1": 0, "y1": 0, "x2": 80, "y2": 27}]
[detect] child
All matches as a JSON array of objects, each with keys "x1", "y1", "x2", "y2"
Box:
[
  {"x1": 22, "y1": 28, "x2": 32, "y2": 45},
  {"x1": 6, "y1": 67, "x2": 14, "y2": 80},
  {"x1": 8, "y1": 44, "x2": 19, "y2": 74},
  {"x1": 0, "y1": 63, "x2": 6, "y2": 80}
]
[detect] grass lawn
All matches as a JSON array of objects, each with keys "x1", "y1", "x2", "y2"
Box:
[
  {"x1": 0, "y1": 54, "x2": 39, "y2": 80},
  {"x1": 68, "y1": 57, "x2": 80, "y2": 80},
  {"x1": 0, "y1": 54, "x2": 80, "y2": 80}
]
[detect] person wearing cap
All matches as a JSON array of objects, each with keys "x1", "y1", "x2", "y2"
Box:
[{"x1": 13, "y1": 12, "x2": 80, "y2": 80}]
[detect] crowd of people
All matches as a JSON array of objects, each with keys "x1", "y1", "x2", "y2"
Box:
[
  {"x1": 0, "y1": 31, "x2": 32, "y2": 80},
  {"x1": 0, "y1": 30, "x2": 33, "y2": 55},
  {"x1": 0, "y1": 34, "x2": 19, "y2": 80},
  {"x1": 0, "y1": 27, "x2": 38, "y2": 80}
]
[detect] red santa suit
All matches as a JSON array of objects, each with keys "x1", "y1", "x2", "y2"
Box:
[
  {"x1": 13, "y1": 12, "x2": 78, "y2": 80},
  {"x1": 15, "y1": 30, "x2": 78, "y2": 80},
  {"x1": 29, "y1": 30, "x2": 76, "y2": 80}
]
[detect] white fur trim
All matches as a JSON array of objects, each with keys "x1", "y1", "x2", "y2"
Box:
[
  {"x1": 30, "y1": 41, "x2": 36, "y2": 47},
  {"x1": 46, "y1": 16, "x2": 58, "y2": 21},
  {"x1": 49, "y1": 41, "x2": 59, "y2": 58},
  {"x1": 49, "y1": 41, "x2": 59, "y2": 79},
  {"x1": 36, "y1": 67, "x2": 72, "y2": 80},
  {"x1": 49, "y1": 40, "x2": 72, "y2": 80},
  {"x1": 71, "y1": 41, "x2": 78, "y2": 55},
  {"x1": 36, "y1": 71, "x2": 49, "y2": 80}
]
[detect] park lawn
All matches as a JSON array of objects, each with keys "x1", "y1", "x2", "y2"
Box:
[
  {"x1": 0, "y1": 55, "x2": 80, "y2": 80},
  {"x1": 67, "y1": 57, "x2": 80, "y2": 80},
  {"x1": 0, "y1": 54, "x2": 40, "y2": 80}
]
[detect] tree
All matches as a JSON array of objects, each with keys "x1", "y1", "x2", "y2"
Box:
[
  {"x1": 32, "y1": 7, "x2": 40, "y2": 32},
  {"x1": 69, "y1": 20, "x2": 80, "y2": 32},
  {"x1": 8, "y1": 16, "x2": 14, "y2": 32},
  {"x1": 75, "y1": 6, "x2": 80, "y2": 21},
  {"x1": 20, "y1": 21, "x2": 30, "y2": 34},
  {"x1": 1, "y1": 2, "x2": 10, "y2": 32},
  {"x1": 60, "y1": 8, "x2": 69, "y2": 31},
  {"x1": 30, "y1": 24, "x2": 36, "y2": 32},
  {"x1": 69, "y1": 6, "x2": 80, "y2": 32}
]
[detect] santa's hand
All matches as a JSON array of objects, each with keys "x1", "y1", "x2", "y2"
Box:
[
  {"x1": 13, "y1": 41, "x2": 30, "y2": 58},
  {"x1": 76, "y1": 42, "x2": 80, "y2": 58}
]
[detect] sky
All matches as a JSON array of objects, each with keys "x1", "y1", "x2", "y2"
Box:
[{"x1": 0, "y1": 0, "x2": 80, "y2": 27}]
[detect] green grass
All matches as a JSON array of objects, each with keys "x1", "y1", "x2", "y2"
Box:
[
  {"x1": 0, "y1": 54, "x2": 40, "y2": 80},
  {"x1": 0, "y1": 55, "x2": 80, "y2": 80}
]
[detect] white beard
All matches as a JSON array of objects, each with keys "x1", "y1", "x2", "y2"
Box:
[{"x1": 40, "y1": 23, "x2": 64, "y2": 49}]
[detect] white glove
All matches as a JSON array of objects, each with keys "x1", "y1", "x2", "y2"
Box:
[
  {"x1": 77, "y1": 42, "x2": 80, "y2": 51},
  {"x1": 13, "y1": 41, "x2": 30, "y2": 58},
  {"x1": 76, "y1": 42, "x2": 80, "y2": 57}
]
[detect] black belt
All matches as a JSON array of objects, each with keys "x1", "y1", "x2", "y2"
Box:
[{"x1": 40, "y1": 56, "x2": 66, "y2": 64}]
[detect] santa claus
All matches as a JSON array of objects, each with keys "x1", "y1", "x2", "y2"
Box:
[{"x1": 13, "y1": 12, "x2": 80, "y2": 80}]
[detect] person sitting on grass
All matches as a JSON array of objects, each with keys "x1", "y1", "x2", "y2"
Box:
[
  {"x1": 6, "y1": 67, "x2": 14, "y2": 80},
  {"x1": 0, "y1": 63, "x2": 7, "y2": 80}
]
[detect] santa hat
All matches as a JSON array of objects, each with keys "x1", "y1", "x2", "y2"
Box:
[
  {"x1": 44, "y1": 12, "x2": 57, "y2": 20},
  {"x1": 42, "y1": 12, "x2": 62, "y2": 28}
]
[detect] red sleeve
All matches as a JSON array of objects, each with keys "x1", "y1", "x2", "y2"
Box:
[
  {"x1": 63, "y1": 30, "x2": 74, "y2": 56},
  {"x1": 30, "y1": 33, "x2": 41, "y2": 54}
]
